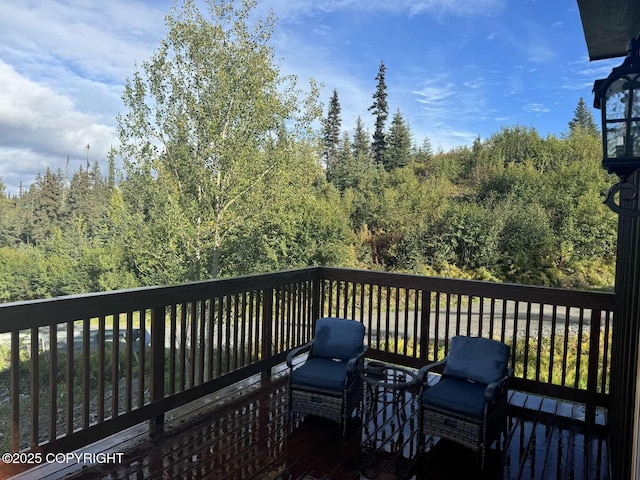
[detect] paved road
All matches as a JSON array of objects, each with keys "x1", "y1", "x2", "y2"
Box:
[{"x1": 341, "y1": 301, "x2": 603, "y2": 344}]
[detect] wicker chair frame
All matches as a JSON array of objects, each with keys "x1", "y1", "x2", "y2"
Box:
[
  {"x1": 286, "y1": 336, "x2": 367, "y2": 435},
  {"x1": 418, "y1": 355, "x2": 511, "y2": 469}
]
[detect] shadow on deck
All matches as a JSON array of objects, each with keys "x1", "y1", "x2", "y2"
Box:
[{"x1": 9, "y1": 368, "x2": 609, "y2": 480}]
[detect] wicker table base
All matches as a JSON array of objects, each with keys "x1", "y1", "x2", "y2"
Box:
[{"x1": 359, "y1": 361, "x2": 417, "y2": 423}]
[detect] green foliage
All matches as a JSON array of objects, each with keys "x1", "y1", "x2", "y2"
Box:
[
  {"x1": 422, "y1": 145, "x2": 470, "y2": 182},
  {"x1": 0, "y1": 246, "x2": 48, "y2": 301},
  {"x1": 351, "y1": 166, "x2": 453, "y2": 269},
  {"x1": 118, "y1": 0, "x2": 321, "y2": 281},
  {"x1": 0, "y1": 18, "x2": 617, "y2": 301},
  {"x1": 427, "y1": 202, "x2": 503, "y2": 270},
  {"x1": 222, "y1": 144, "x2": 355, "y2": 274},
  {"x1": 499, "y1": 204, "x2": 556, "y2": 283}
]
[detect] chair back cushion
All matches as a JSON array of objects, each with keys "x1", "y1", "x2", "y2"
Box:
[
  {"x1": 443, "y1": 335, "x2": 510, "y2": 384},
  {"x1": 312, "y1": 317, "x2": 365, "y2": 360}
]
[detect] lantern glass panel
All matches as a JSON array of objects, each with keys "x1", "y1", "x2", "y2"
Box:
[
  {"x1": 606, "y1": 77, "x2": 629, "y2": 120},
  {"x1": 631, "y1": 121, "x2": 640, "y2": 157},
  {"x1": 606, "y1": 124, "x2": 626, "y2": 158},
  {"x1": 633, "y1": 74, "x2": 640, "y2": 117}
]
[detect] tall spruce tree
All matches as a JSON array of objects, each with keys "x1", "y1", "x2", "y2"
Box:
[
  {"x1": 568, "y1": 97, "x2": 600, "y2": 137},
  {"x1": 385, "y1": 109, "x2": 412, "y2": 171},
  {"x1": 368, "y1": 61, "x2": 388, "y2": 167},
  {"x1": 322, "y1": 89, "x2": 342, "y2": 181}
]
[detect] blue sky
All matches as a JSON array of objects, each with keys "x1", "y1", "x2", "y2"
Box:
[{"x1": 0, "y1": 0, "x2": 622, "y2": 194}]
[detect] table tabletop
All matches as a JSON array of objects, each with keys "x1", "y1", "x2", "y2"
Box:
[{"x1": 359, "y1": 360, "x2": 418, "y2": 390}]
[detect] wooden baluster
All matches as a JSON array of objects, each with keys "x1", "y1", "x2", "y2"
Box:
[{"x1": 150, "y1": 306, "x2": 166, "y2": 433}]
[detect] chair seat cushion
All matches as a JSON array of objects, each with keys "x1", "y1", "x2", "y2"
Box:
[
  {"x1": 421, "y1": 377, "x2": 487, "y2": 419},
  {"x1": 290, "y1": 357, "x2": 349, "y2": 392}
]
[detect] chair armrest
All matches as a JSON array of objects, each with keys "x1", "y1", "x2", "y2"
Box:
[
  {"x1": 484, "y1": 373, "x2": 511, "y2": 403},
  {"x1": 346, "y1": 345, "x2": 369, "y2": 375},
  {"x1": 286, "y1": 341, "x2": 314, "y2": 368},
  {"x1": 417, "y1": 357, "x2": 448, "y2": 386}
]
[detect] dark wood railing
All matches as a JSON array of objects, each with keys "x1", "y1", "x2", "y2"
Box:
[
  {"x1": 0, "y1": 269, "x2": 318, "y2": 459},
  {"x1": 0, "y1": 266, "x2": 614, "y2": 464}
]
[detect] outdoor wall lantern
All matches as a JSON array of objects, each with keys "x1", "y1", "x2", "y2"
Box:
[{"x1": 594, "y1": 34, "x2": 640, "y2": 216}]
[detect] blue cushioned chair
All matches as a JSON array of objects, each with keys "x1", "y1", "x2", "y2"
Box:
[
  {"x1": 286, "y1": 318, "x2": 367, "y2": 434},
  {"x1": 418, "y1": 335, "x2": 512, "y2": 469}
]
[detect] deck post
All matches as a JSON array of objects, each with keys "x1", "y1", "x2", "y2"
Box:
[
  {"x1": 10, "y1": 330, "x2": 19, "y2": 452},
  {"x1": 608, "y1": 169, "x2": 640, "y2": 480},
  {"x1": 150, "y1": 306, "x2": 166, "y2": 433}
]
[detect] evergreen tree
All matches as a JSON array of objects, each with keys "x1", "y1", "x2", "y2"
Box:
[
  {"x1": 322, "y1": 89, "x2": 342, "y2": 180},
  {"x1": 67, "y1": 165, "x2": 91, "y2": 220},
  {"x1": 368, "y1": 61, "x2": 389, "y2": 166},
  {"x1": 0, "y1": 180, "x2": 18, "y2": 248},
  {"x1": 352, "y1": 116, "x2": 371, "y2": 162},
  {"x1": 568, "y1": 97, "x2": 599, "y2": 137},
  {"x1": 385, "y1": 109, "x2": 412, "y2": 171},
  {"x1": 330, "y1": 132, "x2": 354, "y2": 191},
  {"x1": 26, "y1": 168, "x2": 65, "y2": 245},
  {"x1": 412, "y1": 136, "x2": 433, "y2": 164},
  {"x1": 351, "y1": 117, "x2": 375, "y2": 186},
  {"x1": 107, "y1": 148, "x2": 117, "y2": 189}
]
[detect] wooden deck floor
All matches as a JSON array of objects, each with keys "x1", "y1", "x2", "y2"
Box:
[{"x1": 9, "y1": 368, "x2": 609, "y2": 480}]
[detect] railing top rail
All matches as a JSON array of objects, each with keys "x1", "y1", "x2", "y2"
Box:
[
  {"x1": 319, "y1": 267, "x2": 616, "y2": 311},
  {"x1": 0, "y1": 268, "x2": 319, "y2": 333},
  {"x1": 0, "y1": 266, "x2": 615, "y2": 333}
]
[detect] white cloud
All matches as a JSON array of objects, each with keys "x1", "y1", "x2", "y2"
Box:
[
  {"x1": 525, "y1": 103, "x2": 550, "y2": 114},
  {"x1": 463, "y1": 78, "x2": 486, "y2": 89},
  {"x1": 527, "y1": 45, "x2": 556, "y2": 63},
  {"x1": 505, "y1": 75, "x2": 524, "y2": 96},
  {"x1": 0, "y1": 61, "x2": 115, "y2": 193},
  {"x1": 0, "y1": 1, "x2": 164, "y2": 82},
  {"x1": 407, "y1": 0, "x2": 506, "y2": 17},
  {"x1": 0, "y1": 1, "x2": 167, "y2": 193},
  {"x1": 263, "y1": 0, "x2": 507, "y2": 19},
  {"x1": 413, "y1": 78, "x2": 457, "y2": 108}
]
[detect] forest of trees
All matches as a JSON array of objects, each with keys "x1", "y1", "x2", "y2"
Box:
[{"x1": 0, "y1": 0, "x2": 616, "y2": 303}]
